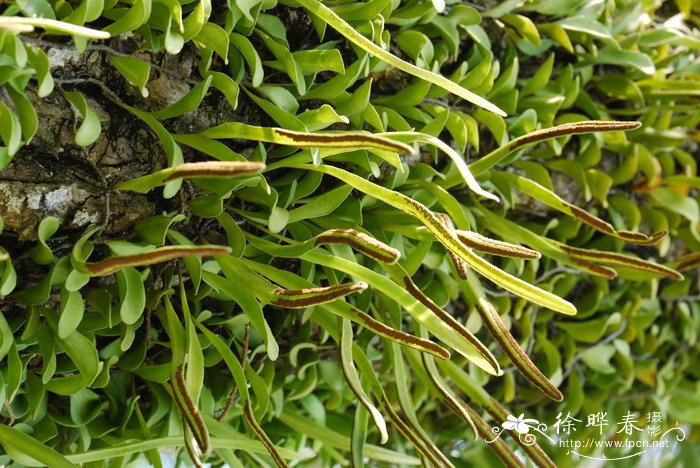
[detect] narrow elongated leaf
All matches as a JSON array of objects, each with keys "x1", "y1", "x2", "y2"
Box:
[
  {"x1": 198, "y1": 123, "x2": 413, "y2": 155},
  {"x1": 83, "y1": 245, "x2": 232, "y2": 276},
  {"x1": 559, "y1": 244, "x2": 683, "y2": 281},
  {"x1": 340, "y1": 318, "x2": 389, "y2": 443},
  {"x1": 0, "y1": 16, "x2": 111, "y2": 38},
  {"x1": 296, "y1": 0, "x2": 505, "y2": 116},
  {"x1": 465, "y1": 120, "x2": 641, "y2": 177},
  {"x1": 114, "y1": 161, "x2": 264, "y2": 193},
  {"x1": 0, "y1": 425, "x2": 74, "y2": 468}
]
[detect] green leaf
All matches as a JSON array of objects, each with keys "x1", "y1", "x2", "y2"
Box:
[
  {"x1": 0, "y1": 425, "x2": 73, "y2": 468},
  {"x1": 194, "y1": 22, "x2": 230, "y2": 64},
  {"x1": 16, "y1": 0, "x2": 56, "y2": 19},
  {"x1": 593, "y1": 48, "x2": 655, "y2": 75},
  {"x1": 110, "y1": 55, "x2": 151, "y2": 97},
  {"x1": 63, "y1": 91, "x2": 102, "y2": 146},
  {"x1": 288, "y1": 186, "x2": 352, "y2": 224},
  {"x1": 6, "y1": 86, "x2": 38, "y2": 143},
  {"x1": 58, "y1": 287, "x2": 84, "y2": 338},
  {"x1": 0, "y1": 102, "x2": 22, "y2": 160},
  {"x1": 150, "y1": 75, "x2": 213, "y2": 120},
  {"x1": 103, "y1": 0, "x2": 151, "y2": 35},
  {"x1": 116, "y1": 267, "x2": 146, "y2": 325},
  {"x1": 30, "y1": 216, "x2": 59, "y2": 265},
  {"x1": 296, "y1": 0, "x2": 506, "y2": 116}
]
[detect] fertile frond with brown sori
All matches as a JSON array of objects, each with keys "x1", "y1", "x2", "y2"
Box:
[
  {"x1": 315, "y1": 229, "x2": 401, "y2": 264},
  {"x1": 348, "y1": 307, "x2": 450, "y2": 360},
  {"x1": 83, "y1": 245, "x2": 232, "y2": 276},
  {"x1": 500, "y1": 173, "x2": 668, "y2": 245},
  {"x1": 378, "y1": 394, "x2": 455, "y2": 468},
  {"x1": 455, "y1": 230, "x2": 542, "y2": 259},
  {"x1": 474, "y1": 299, "x2": 563, "y2": 401},
  {"x1": 559, "y1": 244, "x2": 683, "y2": 281},
  {"x1": 438, "y1": 214, "x2": 562, "y2": 400},
  {"x1": 294, "y1": 164, "x2": 577, "y2": 315},
  {"x1": 467, "y1": 120, "x2": 641, "y2": 176},
  {"x1": 114, "y1": 161, "x2": 265, "y2": 193},
  {"x1": 170, "y1": 364, "x2": 210, "y2": 454},
  {"x1": 668, "y1": 252, "x2": 700, "y2": 272},
  {"x1": 271, "y1": 282, "x2": 368, "y2": 308}
]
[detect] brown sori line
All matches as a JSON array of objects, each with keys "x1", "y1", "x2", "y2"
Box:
[
  {"x1": 675, "y1": 252, "x2": 700, "y2": 271},
  {"x1": 561, "y1": 245, "x2": 683, "y2": 280},
  {"x1": 353, "y1": 308, "x2": 450, "y2": 359},
  {"x1": 448, "y1": 249, "x2": 470, "y2": 280},
  {"x1": 315, "y1": 229, "x2": 400, "y2": 263},
  {"x1": 183, "y1": 428, "x2": 205, "y2": 468},
  {"x1": 86, "y1": 246, "x2": 232, "y2": 276},
  {"x1": 569, "y1": 206, "x2": 616, "y2": 234},
  {"x1": 165, "y1": 162, "x2": 264, "y2": 181},
  {"x1": 475, "y1": 301, "x2": 563, "y2": 401},
  {"x1": 404, "y1": 198, "x2": 450, "y2": 235},
  {"x1": 403, "y1": 278, "x2": 499, "y2": 372},
  {"x1": 460, "y1": 403, "x2": 524, "y2": 468},
  {"x1": 484, "y1": 398, "x2": 556, "y2": 468},
  {"x1": 245, "y1": 404, "x2": 288, "y2": 468},
  {"x1": 272, "y1": 282, "x2": 367, "y2": 308},
  {"x1": 437, "y1": 214, "x2": 470, "y2": 279},
  {"x1": 456, "y1": 232, "x2": 540, "y2": 259},
  {"x1": 570, "y1": 258, "x2": 617, "y2": 279},
  {"x1": 172, "y1": 364, "x2": 210, "y2": 452},
  {"x1": 275, "y1": 129, "x2": 412, "y2": 155},
  {"x1": 379, "y1": 396, "x2": 446, "y2": 467},
  {"x1": 618, "y1": 229, "x2": 668, "y2": 245},
  {"x1": 510, "y1": 121, "x2": 641, "y2": 150}
]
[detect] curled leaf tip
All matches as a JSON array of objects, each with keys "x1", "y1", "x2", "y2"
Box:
[
  {"x1": 171, "y1": 364, "x2": 210, "y2": 453},
  {"x1": 456, "y1": 231, "x2": 542, "y2": 259},
  {"x1": 315, "y1": 229, "x2": 401, "y2": 264},
  {"x1": 561, "y1": 245, "x2": 683, "y2": 281},
  {"x1": 272, "y1": 282, "x2": 368, "y2": 308},
  {"x1": 475, "y1": 299, "x2": 563, "y2": 401},
  {"x1": 351, "y1": 307, "x2": 450, "y2": 359}
]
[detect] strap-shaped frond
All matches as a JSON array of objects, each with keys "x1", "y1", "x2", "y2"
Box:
[{"x1": 293, "y1": 164, "x2": 577, "y2": 315}]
